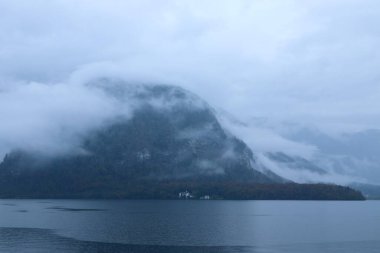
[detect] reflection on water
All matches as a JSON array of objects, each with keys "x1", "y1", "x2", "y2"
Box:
[{"x1": 1, "y1": 200, "x2": 380, "y2": 253}]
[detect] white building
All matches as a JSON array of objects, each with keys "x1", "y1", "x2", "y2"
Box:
[{"x1": 178, "y1": 191, "x2": 193, "y2": 199}]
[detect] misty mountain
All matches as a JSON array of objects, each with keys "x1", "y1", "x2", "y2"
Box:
[
  {"x1": 264, "y1": 152, "x2": 327, "y2": 175},
  {"x1": 232, "y1": 116, "x2": 380, "y2": 184},
  {"x1": 285, "y1": 127, "x2": 380, "y2": 184},
  {"x1": 288, "y1": 128, "x2": 380, "y2": 198},
  {"x1": 289, "y1": 128, "x2": 380, "y2": 159},
  {"x1": 0, "y1": 82, "x2": 282, "y2": 197},
  {"x1": 234, "y1": 121, "x2": 380, "y2": 196},
  {"x1": 0, "y1": 81, "x2": 366, "y2": 200}
]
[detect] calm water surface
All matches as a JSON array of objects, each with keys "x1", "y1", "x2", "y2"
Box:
[{"x1": 0, "y1": 200, "x2": 379, "y2": 252}]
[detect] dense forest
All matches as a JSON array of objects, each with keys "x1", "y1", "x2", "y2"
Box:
[{"x1": 0, "y1": 175, "x2": 365, "y2": 200}]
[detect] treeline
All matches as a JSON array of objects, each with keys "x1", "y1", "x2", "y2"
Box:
[
  {"x1": 101, "y1": 181, "x2": 365, "y2": 200},
  {"x1": 0, "y1": 173, "x2": 365, "y2": 200}
]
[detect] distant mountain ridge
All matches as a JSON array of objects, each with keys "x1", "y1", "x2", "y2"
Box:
[{"x1": 233, "y1": 120, "x2": 380, "y2": 196}]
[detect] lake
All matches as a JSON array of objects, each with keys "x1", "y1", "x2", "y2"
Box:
[{"x1": 0, "y1": 200, "x2": 379, "y2": 253}]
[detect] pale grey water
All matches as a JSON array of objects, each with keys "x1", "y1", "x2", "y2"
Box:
[{"x1": 0, "y1": 200, "x2": 379, "y2": 253}]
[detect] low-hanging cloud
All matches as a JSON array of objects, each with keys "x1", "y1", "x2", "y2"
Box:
[
  {"x1": 0, "y1": 0, "x2": 380, "y2": 183},
  {"x1": 1, "y1": 0, "x2": 379, "y2": 133},
  {"x1": 0, "y1": 78, "x2": 128, "y2": 158}
]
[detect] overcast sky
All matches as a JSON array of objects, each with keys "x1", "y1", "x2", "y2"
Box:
[{"x1": 0, "y1": 0, "x2": 379, "y2": 175}]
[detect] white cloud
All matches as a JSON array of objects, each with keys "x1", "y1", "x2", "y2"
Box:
[
  {"x1": 0, "y1": 79, "x2": 126, "y2": 157},
  {"x1": 0, "y1": 0, "x2": 379, "y2": 181}
]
